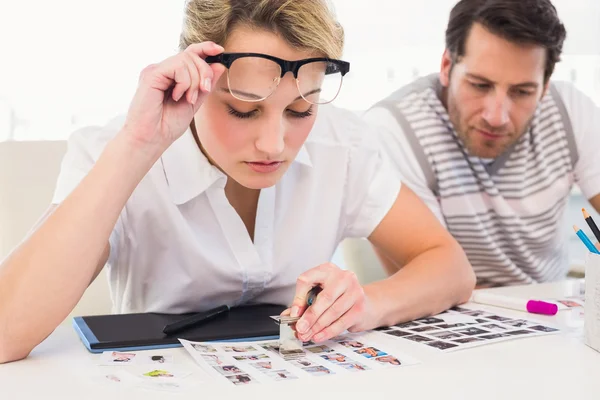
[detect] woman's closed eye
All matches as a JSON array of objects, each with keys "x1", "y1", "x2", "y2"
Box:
[
  {"x1": 287, "y1": 106, "x2": 313, "y2": 119},
  {"x1": 226, "y1": 105, "x2": 314, "y2": 120},
  {"x1": 227, "y1": 106, "x2": 257, "y2": 119}
]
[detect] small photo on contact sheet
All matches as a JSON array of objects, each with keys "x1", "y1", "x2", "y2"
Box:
[
  {"x1": 191, "y1": 344, "x2": 217, "y2": 353},
  {"x1": 503, "y1": 319, "x2": 531, "y2": 328},
  {"x1": 461, "y1": 310, "x2": 491, "y2": 317},
  {"x1": 259, "y1": 343, "x2": 280, "y2": 353},
  {"x1": 201, "y1": 354, "x2": 224, "y2": 365},
  {"x1": 414, "y1": 317, "x2": 445, "y2": 325},
  {"x1": 403, "y1": 335, "x2": 433, "y2": 343},
  {"x1": 425, "y1": 341, "x2": 459, "y2": 350},
  {"x1": 374, "y1": 326, "x2": 393, "y2": 331},
  {"x1": 528, "y1": 325, "x2": 559, "y2": 333},
  {"x1": 481, "y1": 323, "x2": 510, "y2": 332},
  {"x1": 302, "y1": 365, "x2": 334, "y2": 376},
  {"x1": 436, "y1": 323, "x2": 469, "y2": 329},
  {"x1": 394, "y1": 321, "x2": 421, "y2": 329},
  {"x1": 251, "y1": 361, "x2": 274, "y2": 371},
  {"x1": 222, "y1": 345, "x2": 258, "y2": 353},
  {"x1": 485, "y1": 315, "x2": 513, "y2": 322},
  {"x1": 320, "y1": 353, "x2": 349, "y2": 363},
  {"x1": 410, "y1": 325, "x2": 440, "y2": 333},
  {"x1": 454, "y1": 327, "x2": 490, "y2": 336},
  {"x1": 305, "y1": 345, "x2": 335, "y2": 354},
  {"x1": 354, "y1": 347, "x2": 387, "y2": 358},
  {"x1": 233, "y1": 354, "x2": 270, "y2": 361},
  {"x1": 289, "y1": 358, "x2": 318, "y2": 368},
  {"x1": 452, "y1": 337, "x2": 484, "y2": 344},
  {"x1": 505, "y1": 329, "x2": 535, "y2": 336},
  {"x1": 337, "y1": 339, "x2": 365, "y2": 349},
  {"x1": 214, "y1": 365, "x2": 244, "y2": 375},
  {"x1": 265, "y1": 370, "x2": 298, "y2": 381},
  {"x1": 385, "y1": 329, "x2": 412, "y2": 338},
  {"x1": 479, "y1": 333, "x2": 511, "y2": 340},
  {"x1": 225, "y1": 374, "x2": 256, "y2": 385},
  {"x1": 429, "y1": 330, "x2": 464, "y2": 340},
  {"x1": 374, "y1": 355, "x2": 402, "y2": 366},
  {"x1": 339, "y1": 362, "x2": 370, "y2": 371}
]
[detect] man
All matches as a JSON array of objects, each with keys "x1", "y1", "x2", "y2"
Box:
[{"x1": 365, "y1": 0, "x2": 600, "y2": 286}]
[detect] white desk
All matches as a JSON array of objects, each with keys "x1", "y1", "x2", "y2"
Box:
[{"x1": 1, "y1": 280, "x2": 599, "y2": 400}]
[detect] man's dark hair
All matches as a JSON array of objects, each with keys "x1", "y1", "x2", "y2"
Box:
[{"x1": 445, "y1": 0, "x2": 567, "y2": 82}]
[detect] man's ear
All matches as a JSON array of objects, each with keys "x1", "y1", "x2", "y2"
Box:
[{"x1": 440, "y1": 49, "x2": 453, "y2": 87}]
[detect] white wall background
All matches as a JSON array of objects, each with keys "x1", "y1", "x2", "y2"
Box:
[
  {"x1": 0, "y1": 0, "x2": 599, "y2": 141},
  {"x1": 0, "y1": 0, "x2": 599, "y2": 266}
]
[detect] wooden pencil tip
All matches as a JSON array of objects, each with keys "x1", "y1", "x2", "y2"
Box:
[
  {"x1": 582, "y1": 208, "x2": 591, "y2": 219},
  {"x1": 573, "y1": 224, "x2": 580, "y2": 232}
]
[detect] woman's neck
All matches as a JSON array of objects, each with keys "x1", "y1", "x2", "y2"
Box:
[
  {"x1": 191, "y1": 120, "x2": 260, "y2": 240},
  {"x1": 224, "y1": 177, "x2": 260, "y2": 241}
]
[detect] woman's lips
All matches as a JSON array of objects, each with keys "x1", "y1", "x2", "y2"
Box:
[{"x1": 245, "y1": 161, "x2": 283, "y2": 173}]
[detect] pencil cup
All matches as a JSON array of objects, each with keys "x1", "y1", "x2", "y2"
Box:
[{"x1": 584, "y1": 252, "x2": 600, "y2": 353}]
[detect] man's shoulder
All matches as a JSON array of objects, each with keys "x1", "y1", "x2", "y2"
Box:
[
  {"x1": 547, "y1": 79, "x2": 596, "y2": 108},
  {"x1": 374, "y1": 73, "x2": 441, "y2": 105}
]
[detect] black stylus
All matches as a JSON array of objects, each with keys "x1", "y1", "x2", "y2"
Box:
[{"x1": 162, "y1": 305, "x2": 230, "y2": 335}]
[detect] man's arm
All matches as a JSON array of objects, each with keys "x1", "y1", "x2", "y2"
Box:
[
  {"x1": 362, "y1": 107, "x2": 446, "y2": 274},
  {"x1": 366, "y1": 184, "x2": 476, "y2": 326},
  {"x1": 553, "y1": 82, "x2": 600, "y2": 214}
]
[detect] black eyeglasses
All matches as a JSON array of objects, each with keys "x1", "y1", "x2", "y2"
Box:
[{"x1": 205, "y1": 52, "x2": 350, "y2": 104}]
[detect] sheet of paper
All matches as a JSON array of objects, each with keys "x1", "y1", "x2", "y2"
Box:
[
  {"x1": 99, "y1": 351, "x2": 175, "y2": 366},
  {"x1": 376, "y1": 306, "x2": 561, "y2": 352},
  {"x1": 89, "y1": 367, "x2": 199, "y2": 392},
  {"x1": 180, "y1": 331, "x2": 420, "y2": 386},
  {"x1": 545, "y1": 296, "x2": 585, "y2": 309}
]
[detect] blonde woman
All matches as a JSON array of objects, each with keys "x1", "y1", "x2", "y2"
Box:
[{"x1": 0, "y1": 0, "x2": 475, "y2": 363}]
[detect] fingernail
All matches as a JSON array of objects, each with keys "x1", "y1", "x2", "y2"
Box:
[
  {"x1": 204, "y1": 78, "x2": 212, "y2": 92},
  {"x1": 291, "y1": 306, "x2": 300, "y2": 318},
  {"x1": 296, "y1": 320, "x2": 308, "y2": 333},
  {"x1": 191, "y1": 90, "x2": 198, "y2": 104},
  {"x1": 313, "y1": 333, "x2": 324, "y2": 342}
]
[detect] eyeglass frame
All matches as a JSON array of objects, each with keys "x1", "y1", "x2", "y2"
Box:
[{"x1": 204, "y1": 52, "x2": 350, "y2": 103}]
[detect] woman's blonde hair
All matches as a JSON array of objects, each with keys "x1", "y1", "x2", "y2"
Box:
[{"x1": 180, "y1": 0, "x2": 344, "y2": 59}]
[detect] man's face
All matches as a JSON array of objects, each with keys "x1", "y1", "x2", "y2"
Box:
[{"x1": 440, "y1": 23, "x2": 549, "y2": 159}]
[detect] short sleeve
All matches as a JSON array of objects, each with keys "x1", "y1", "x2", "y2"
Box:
[
  {"x1": 51, "y1": 116, "x2": 126, "y2": 267},
  {"x1": 52, "y1": 126, "x2": 100, "y2": 204},
  {"x1": 554, "y1": 81, "x2": 600, "y2": 200},
  {"x1": 342, "y1": 124, "x2": 402, "y2": 238},
  {"x1": 362, "y1": 107, "x2": 446, "y2": 226}
]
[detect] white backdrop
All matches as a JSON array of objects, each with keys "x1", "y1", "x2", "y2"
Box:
[{"x1": 0, "y1": 0, "x2": 599, "y2": 141}]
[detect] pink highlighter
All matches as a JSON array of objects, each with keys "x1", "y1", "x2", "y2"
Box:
[
  {"x1": 525, "y1": 300, "x2": 559, "y2": 315},
  {"x1": 472, "y1": 292, "x2": 558, "y2": 316}
]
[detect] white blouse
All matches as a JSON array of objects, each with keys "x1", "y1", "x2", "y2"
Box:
[{"x1": 52, "y1": 105, "x2": 401, "y2": 314}]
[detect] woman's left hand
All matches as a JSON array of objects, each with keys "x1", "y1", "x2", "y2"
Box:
[{"x1": 287, "y1": 263, "x2": 373, "y2": 343}]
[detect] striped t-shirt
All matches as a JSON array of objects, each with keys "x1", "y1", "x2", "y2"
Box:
[{"x1": 365, "y1": 74, "x2": 600, "y2": 286}]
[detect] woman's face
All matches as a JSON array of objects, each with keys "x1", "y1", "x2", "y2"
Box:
[{"x1": 195, "y1": 26, "x2": 321, "y2": 190}]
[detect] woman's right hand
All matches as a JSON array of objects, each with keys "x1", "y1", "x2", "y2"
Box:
[{"x1": 121, "y1": 41, "x2": 226, "y2": 154}]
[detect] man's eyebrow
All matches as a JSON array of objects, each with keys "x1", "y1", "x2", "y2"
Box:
[{"x1": 466, "y1": 73, "x2": 539, "y2": 88}]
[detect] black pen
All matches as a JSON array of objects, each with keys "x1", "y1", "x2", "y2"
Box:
[
  {"x1": 163, "y1": 305, "x2": 230, "y2": 335},
  {"x1": 582, "y1": 208, "x2": 600, "y2": 243},
  {"x1": 307, "y1": 286, "x2": 322, "y2": 306}
]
